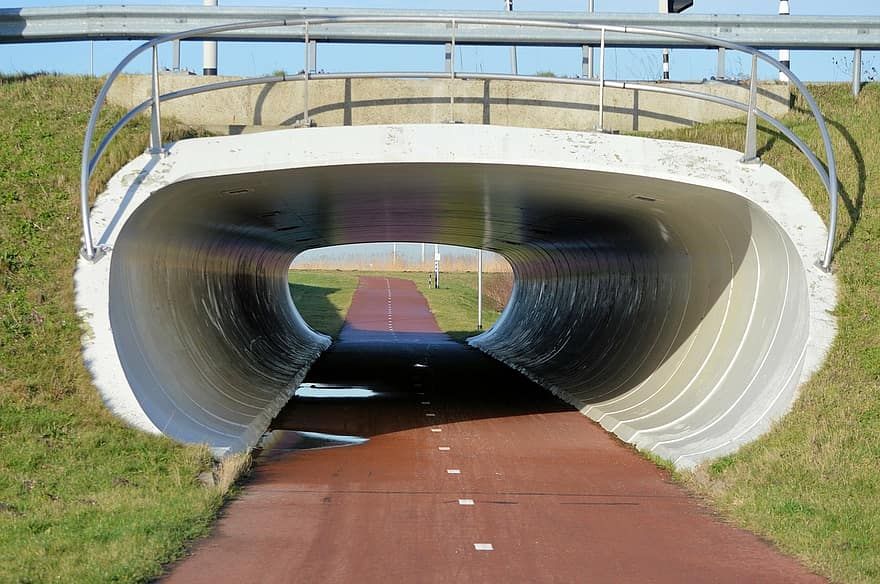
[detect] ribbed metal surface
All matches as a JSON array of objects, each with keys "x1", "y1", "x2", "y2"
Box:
[{"x1": 99, "y1": 143, "x2": 816, "y2": 466}]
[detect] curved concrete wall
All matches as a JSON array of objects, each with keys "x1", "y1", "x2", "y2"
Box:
[{"x1": 75, "y1": 125, "x2": 835, "y2": 467}]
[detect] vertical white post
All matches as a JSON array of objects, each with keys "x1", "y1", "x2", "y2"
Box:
[
  {"x1": 434, "y1": 244, "x2": 440, "y2": 289},
  {"x1": 477, "y1": 249, "x2": 483, "y2": 330},
  {"x1": 716, "y1": 47, "x2": 726, "y2": 79},
  {"x1": 853, "y1": 48, "x2": 863, "y2": 97},
  {"x1": 89, "y1": 41, "x2": 94, "y2": 77},
  {"x1": 505, "y1": 0, "x2": 517, "y2": 74},
  {"x1": 392, "y1": 242, "x2": 397, "y2": 268},
  {"x1": 778, "y1": 0, "x2": 790, "y2": 82},
  {"x1": 202, "y1": 0, "x2": 218, "y2": 76},
  {"x1": 659, "y1": 0, "x2": 670, "y2": 80},
  {"x1": 303, "y1": 22, "x2": 311, "y2": 127},
  {"x1": 583, "y1": 0, "x2": 595, "y2": 78},
  {"x1": 421, "y1": 242, "x2": 426, "y2": 265},
  {"x1": 149, "y1": 46, "x2": 163, "y2": 155},
  {"x1": 597, "y1": 27, "x2": 606, "y2": 132},
  {"x1": 449, "y1": 19, "x2": 456, "y2": 122},
  {"x1": 742, "y1": 54, "x2": 759, "y2": 163},
  {"x1": 172, "y1": 39, "x2": 181, "y2": 72}
]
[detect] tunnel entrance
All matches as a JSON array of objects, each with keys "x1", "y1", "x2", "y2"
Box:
[{"x1": 80, "y1": 124, "x2": 833, "y2": 469}]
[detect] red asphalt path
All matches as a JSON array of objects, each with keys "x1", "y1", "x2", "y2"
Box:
[{"x1": 164, "y1": 276, "x2": 825, "y2": 583}]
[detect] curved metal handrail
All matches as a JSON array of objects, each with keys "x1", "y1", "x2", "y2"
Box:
[{"x1": 80, "y1": 15, "x2": 839, "y2": 269}]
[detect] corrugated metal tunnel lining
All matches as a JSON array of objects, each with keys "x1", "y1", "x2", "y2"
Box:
[{"x1": 77, "y1": 125, "x2": 835, "y2": 468}]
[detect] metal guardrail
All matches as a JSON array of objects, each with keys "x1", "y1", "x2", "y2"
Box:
[
  {"x1": 80, "y1": 16, "x2": 840, "y2": 270},
  {"x1": 5, "y1": 6, "x2": 880, "y2": 48}
]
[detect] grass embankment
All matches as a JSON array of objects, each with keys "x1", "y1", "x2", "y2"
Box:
[
  {"x1": 289, "y1": 270, "x2": 506, "y2": 341},
  {"x1": 0, "y1": 74, "x2": 235, "y2": 583},
  {"x1": 646, "y1": 85, "x2": 880, "y2": 583}
]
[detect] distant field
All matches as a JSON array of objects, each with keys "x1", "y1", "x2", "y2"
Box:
[{"x1": 289, "y1": 270, "x2": 507, "y2": 342}]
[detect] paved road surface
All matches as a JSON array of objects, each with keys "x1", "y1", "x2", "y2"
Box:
[{"x1": 165, "y1": 276, "x2": 824, "y2": 583}]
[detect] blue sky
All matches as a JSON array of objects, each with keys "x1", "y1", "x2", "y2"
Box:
[{"x1": 3, "y1": 1, "x2": 880, "y2": 81}]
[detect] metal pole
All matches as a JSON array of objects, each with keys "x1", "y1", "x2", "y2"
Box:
[
  {"x1": 303, "y1": 21, "x2": 311, "y2": 127},
  {"x1": 308, "y1": 40, "x2": 317, "y2": 73},
  {"x1": 434, "y1": 244, "x2": 440, "y2": 289},
  {"x1": 505, "y1": 0, "x2": 517, "y2": 75},
  {"x1": 421, "y1": 242, "x2": 425, "y2": 265},
  {"x1": 659, "y1": 0, "x2": 669, "y2": 80},
  {"x1": 853, "y1": 48, "x2": 862, "y2": 97},
  {"x1": 583, "y1": 0, "x2": 594, "y2": 78},
  {"x1": 778, "y1": 0, "x2": 790, "y2": 82},
  {"x1": 477, "y1": 249, "x2": 483, "y2": 330},
  {"x1": 597, "y1": 27, "x2": 606, "y2": 132},
  {"x1": 149, "y1": 46, "x2": 163, "y2": 155},
  {"x1": 89, "y1": 41, "x2": 94, "y2": 77},
  {"x1": 172, "y1": 39, "x2": 180, "y2": 72},
  {"x1": 202, "y1": 0, "x2": 218, "y2": 75},
  {"x1": 662, "y1": 48, "x2": 670, "y2": 80},
  {"x1": 449, "y1": 19, "x2": 456, "y2": 122},
  {"x1": 742, "y1": 54, "x2": 759, "y2": 163},
  {"x1": 392, "y1": 242, "x2": 397, "y2": 267},
  {"x1": 716, "y1": 47, "x2": 726, "y2": 79}
]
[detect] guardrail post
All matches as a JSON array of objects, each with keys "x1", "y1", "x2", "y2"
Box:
[
  {"x1": 741, "y1": 54, "x2": 759, "y2": 164},
  {"x1": 853, "y1": 48, "x2": 862, "y2": 97},
  {"x1": 303, "y1": 22, "x2": 312, "y2": 127},
  {"x1": 449, "y1": 19, "x2": 457, "y2": 123},
  {"x1": 716, "y1": 47, "x2": 726, "y2": 79},
  {"x1": 597, "y1": 27, "x2": 606, "y2": 132},
  {"x1": 149, "y1": 45, "x2": 163, "y2": 155}
]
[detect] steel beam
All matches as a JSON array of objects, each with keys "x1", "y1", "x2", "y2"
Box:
[{"x1": 2, "y1": 6, "x2": 880, "y2": 49}]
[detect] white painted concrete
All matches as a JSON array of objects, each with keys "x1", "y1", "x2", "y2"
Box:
[{"x1": 74, "y1": 124, "x2": 836, "y2": 466}]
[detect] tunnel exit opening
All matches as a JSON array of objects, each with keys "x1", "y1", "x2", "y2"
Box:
[{"x1": 287, "y1": 242, "x2": 513, "y2": 343}]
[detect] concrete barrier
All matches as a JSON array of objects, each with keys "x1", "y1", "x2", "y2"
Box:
[
  {"x1": 108, "y1": 74, "x2": 790, "y2": 134},
  {"x1": 75, "y1": 124, "x2": 834, "y2": 467}
]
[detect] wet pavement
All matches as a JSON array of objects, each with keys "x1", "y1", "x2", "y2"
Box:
[{"x1": 163, "y1": 276, "x2": 825, "y2": 583}]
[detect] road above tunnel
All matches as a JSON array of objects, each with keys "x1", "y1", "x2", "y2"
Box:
[{"x1": 164, "y1": 276, "x2": 823, "y2": 583}]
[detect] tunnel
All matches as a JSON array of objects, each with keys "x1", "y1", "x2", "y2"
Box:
[{"x1": 75, "y1": 124, "x2": 836, "y2": 468}]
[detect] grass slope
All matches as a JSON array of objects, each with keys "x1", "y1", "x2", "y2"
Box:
[
  {"x1": 0, "y1": 74, "x2": 229, "y2": 583},
  {"x1": 647, "y1": 85, "x2": 880, "y2": 583},
  {"x1": 289, "y1": 270, "x2": 503, "y2": 341}
]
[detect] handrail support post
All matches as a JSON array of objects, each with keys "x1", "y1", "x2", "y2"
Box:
[
  {"x1": 302, "y1": 22, "x2": 313, "y2": 127},
  {"x1": 741, "y1": 54, "x2": 760, "y2": 164},
  {"x1": 853, "y1": 48, "x2": 862, "y2": 97},
  {"x1": 596, "y1": 27, "x2": 606, "y2": 132},
  {"x1": 149, "y1": 45, "x2": 164, "y2": 156},
  {"x1": 449, "y1": 19, "x2": 457, "y2": 123}
]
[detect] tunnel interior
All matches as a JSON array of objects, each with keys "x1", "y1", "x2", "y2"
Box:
[{"x1": 101, "y1": 136, "x2": 816, "y2": 468}]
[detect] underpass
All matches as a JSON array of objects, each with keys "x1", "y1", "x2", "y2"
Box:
[{"x1": 76, "y1": 123, "x2": 835, "y2": 469}]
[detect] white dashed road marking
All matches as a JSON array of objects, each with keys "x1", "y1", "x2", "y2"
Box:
[
  {"x1": 446, "y1": 469, "x2": 461, "y2": 475},
  {"x1": 458, "y1": 499, "x2": 474, "y2": 506},
  {"x1": 438, "y1": 446, "x2": 451, "y2": 451},
  {"x1": 430, "y1": 428, "x2": 442, "y2": 432},
  {"x1": 474, "y1": 543, "x2": 494, "y2": 551}
]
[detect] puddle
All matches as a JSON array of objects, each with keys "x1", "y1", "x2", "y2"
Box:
[
  {"x1": 257, "y1": 430, "x2": 368, "y2": 460},
  {"x1": 295, "y1": 383, "x2": 380, "y2": 398}
]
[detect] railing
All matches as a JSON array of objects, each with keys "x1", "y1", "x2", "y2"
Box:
[{"x1": 80, "y1": 16, "x2": 840, "y2": 270}]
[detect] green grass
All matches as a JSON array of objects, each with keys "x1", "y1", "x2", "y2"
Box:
[
  {"x1": 0, "y1": 74, "x2": 230, "y2": 583},
  {"x1": 289, "y1": 270, "x2": 503, "y2": 341},
  {"x1": 644, "y1": 85, "x2": 880, "y2": 583},
  {"x1": 288, "y1": 271, "x2": 359, "y2": 337}
]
